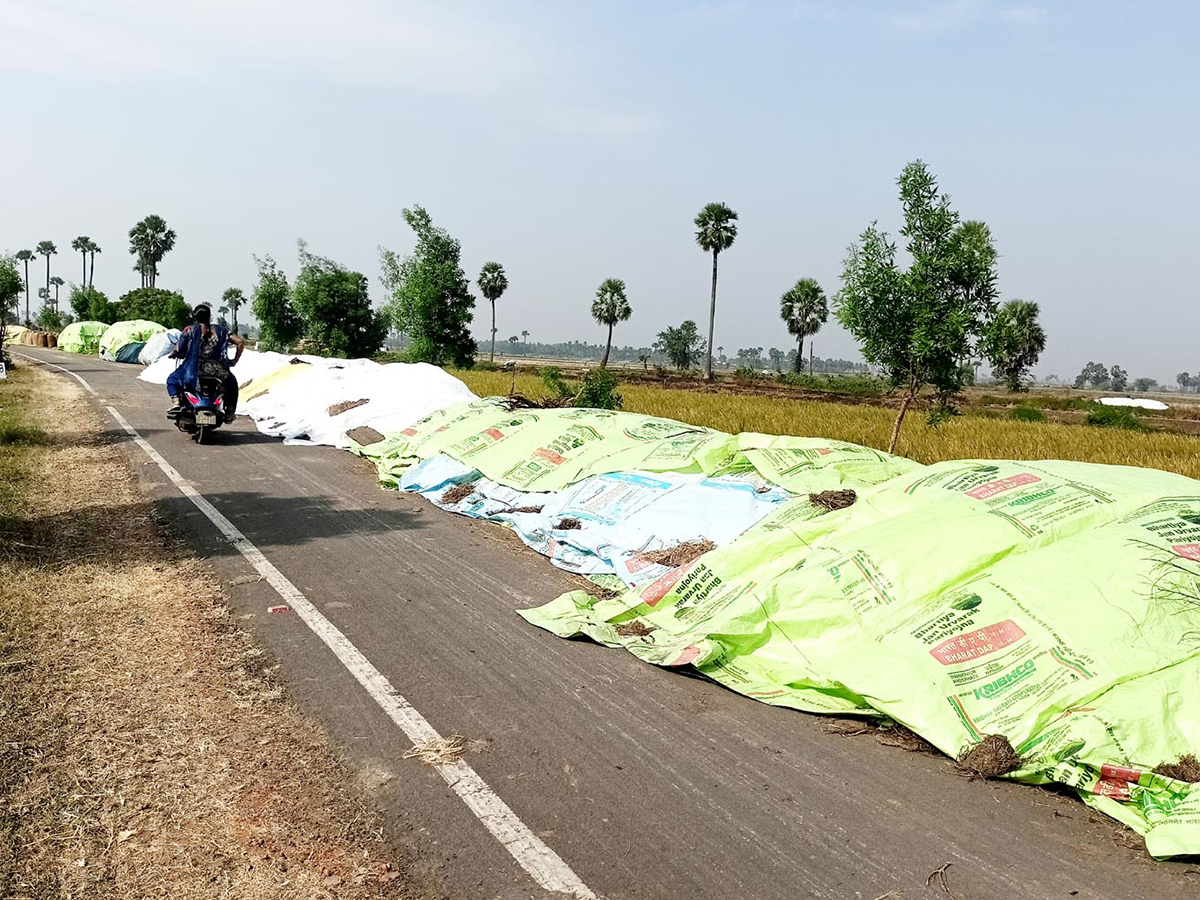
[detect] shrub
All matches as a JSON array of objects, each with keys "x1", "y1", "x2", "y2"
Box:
[
  {"x1": 118, "y1": 287, "x2": 190, "y2": 329},
  {"x1": 734, "y1": 366, "x2": 763, "y2": 380},
  {"x1": 575, "y1": 368, "x2": 623, "y2": 410},
  {"x1": 1086, "y1": 405, "x2": 1144, "y2": 431},
  {"x1": 1012, "y1": 406, "x2": 1046, "y2": 423}
]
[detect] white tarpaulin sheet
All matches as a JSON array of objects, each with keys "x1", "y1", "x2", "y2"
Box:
[
  {"x1": 138, "y1": 329, "x2": 181, "y2": 365},
  {"x1": 1099, "y1": 397, "x2": 1169, "y2": 411}
]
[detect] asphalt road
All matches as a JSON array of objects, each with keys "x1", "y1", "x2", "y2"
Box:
[{"x1": 18, "y1": 347, "x2": 1200, "y2": 900}]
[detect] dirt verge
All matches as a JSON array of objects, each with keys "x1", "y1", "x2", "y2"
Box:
[{"x1": 0, "y1": 365, "x2": 412, "y2": 899}]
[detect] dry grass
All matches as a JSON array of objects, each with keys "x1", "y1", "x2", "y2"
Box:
[
  {"x1": 956, "y1": 734, "x2": 1024, "y2": 779},
  {"x1": 1155, "y1": 754, "x2": 1200, "y2": 783},
  {"x1": 0, "y1": 365, "x2": 410, "y2": 900},
  {"x1": 453, "y1": 368, "x2": 1200, "y2": 480},
  {"x1": 637, "y1": 539, "x2": 715, "y2": 568}
]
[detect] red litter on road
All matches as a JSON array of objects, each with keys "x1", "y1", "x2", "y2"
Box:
[{"x1": 268, "y1": 605, "x2": 290, "y2": 614}]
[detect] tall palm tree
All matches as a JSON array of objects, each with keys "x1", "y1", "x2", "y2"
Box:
[
  {"x1": 15, "y1": 249, "x2": 34, "y2": 324},
  {"x1": 36, "y1": 241, "x2": 57, "y2": 308},
  {"x1": 71, "y1": 235, "x2": 92, "y2": 286},
  {"x1": 521, "y1": 329, "x2": 529, "y2": 347},
  {"x1": 694, "y1": 202, "x2": 738, "y2": 380},
  {"x1": 590, "y1": 278, "x2": 632, "y2": 368},
  {"x1": 221, "y1": 287, "x2": 246, "y2": 333},
  {"x1": 984, "y1": 298, "x2": 1047, "y2": 392},
  {"x1": 477, "y1": 261, "x2": 509, "y2": 362},
  {"x1": 779, "y1": 278, "x2": 828, "y2": 373},
  {"x1": 88, "y1": 241, "x2": 101, "y2": 288},
  {"x1": 128, "y1": 214, "x2": 176, "y2": 288},
  {"x1": 50, "y1": 276, "x2": 65, "y2": 312}
]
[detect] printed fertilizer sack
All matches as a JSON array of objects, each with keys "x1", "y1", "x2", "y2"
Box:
[
  {"x1": 523, "y1": 458, "x2": 1200, "y2": 856},
  {"x1": 365, "y1": 400, "x2": 739, "y2": 491}
]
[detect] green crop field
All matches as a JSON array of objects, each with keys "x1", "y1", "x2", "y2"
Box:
[{"x1": 452, "y1": 368, "x2": 1200, "y2": 481}]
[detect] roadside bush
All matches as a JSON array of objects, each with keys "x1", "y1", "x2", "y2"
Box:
[
  {"x1": 1012, "y1": 406, "x2": 1047, "y2": 423},
  {"x1": 575, "y1": 368, "x2": 622, "y2": 410},
  {"x1": 1086, "y1": 405, "x2": 1144, "y2": 431},
  {"x1": 734, "y1": 366, "x2": 763, "y2": 381},
  {"x1": 538, "y1": 366, "x2": 622, "y2": 410}
]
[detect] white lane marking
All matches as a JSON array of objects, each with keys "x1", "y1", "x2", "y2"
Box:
[
  {"x1": 13, "y1": 350, "x2": 96, "y2": 394},
  {"x1": 64, "y1": 386, "x2": 594, "y2": 898}
]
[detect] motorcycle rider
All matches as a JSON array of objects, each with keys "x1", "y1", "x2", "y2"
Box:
[{"x1": 167, "y1": 304, "x2": 245, "y2": 422}]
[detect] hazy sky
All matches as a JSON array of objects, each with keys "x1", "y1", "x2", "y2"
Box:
[{"x1": 3, "y1": 1, "x2": 1197, "y2": 382}]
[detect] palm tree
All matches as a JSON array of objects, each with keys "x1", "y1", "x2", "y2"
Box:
[
  {"x1": 88, "y1": 242, "x2": 101, "y2": 288},
  {"x1": 591, "y1": 278, "x2": 632, "y2": 368},
  {"x1": 71, "y1": 236, "x2": 92, "y2": 286},
  {"x1": 128, "y1": 214, "x2": 176, "y2": 287},
  {"x1": 37, "y1": 287, "x2": 50, "y2": 317},
  {"x1": 50, "y1": 276, "x2": 65, "y2": 312},
  {"x1": 694, "y1": 201, "x2": 738, "y2": 380},
  {"x1": 36, "y1": 240, "x2": 57, "y2": 307},
  {"x1": 779, "y1": 278, "x2": 829, "y2": 373},
  {"x1": 221, "y1": 287, "x2": 246, "y2": 333},
  {"x1": 477, "y1": 262, "x2": 509, "y2": 362},
  {"x1": 521, "y1": 329, "x2": 529, "y2": 348},
  {"x1": 15, "y1": 249, "x2": 34, "y2": 324},
  {"x1": 218, "y1": 305, "x2": 230, "y2": 327},
  {"x1": 985, "y1": 298, "x2": 1047, "y2": 392}
]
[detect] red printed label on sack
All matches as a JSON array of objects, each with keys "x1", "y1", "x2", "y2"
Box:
[
  {"x1": 1173, "y1": 544, "x2": 1200, "y2": 561},
  {"x1": 966, "y1": 473, "x2": 1040, "y2": 500},
  {"x1": 1094, "y1": 778, "x2": 1131, "y2": 801},
  {"x1": 1101, "y1": 764, "x2": 1142, "y2": 784},
  {"x1": 930, "y1": 620, "x2": 1027, "y2": 665},
  {"x1": 669, "y1": 646, "x2": 702, "y2": 667},
  {"x1": 640, "y1": 562, "x2": 694, "y2": 607},
  {"x1": 483, "y1": 428, "x2": 504, "y2": 441},
  {"x1": 402, "y1": 427, "x2": 418, "y2": 436},
  {"x1": 534, "y1": 447, "x2": 566, "y2": 465}
]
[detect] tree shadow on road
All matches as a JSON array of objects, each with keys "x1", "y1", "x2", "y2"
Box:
[{"x1": 2, "y1": 489, "x2": 424, "y2": 567}]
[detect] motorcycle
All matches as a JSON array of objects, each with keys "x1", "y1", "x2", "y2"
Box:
[{"x1": 168, "y1": 373, "x2": 228, "y2": 443}]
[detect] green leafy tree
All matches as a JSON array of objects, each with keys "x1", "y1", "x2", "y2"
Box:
[
  {"x1": 981, "y1": 299, "x2": 1047, "y2": 392},
  {"x1": 656, "y1": 320, "x2": 706, "y2": 371},
  {"x1": 118, "y1": 287, "x2": 190, "y2": 329},
  {"x1": 767, "y1": 347, "x2": 786, "y2": 371},
  {"x1": 251, "y1": 255, "x2": 303, "y2": 350},
  {"x1": 380, "y1": 206, "x2": 477, "y2": 367},
  {"x1": 836, "y1": 161, "x2": 999, "y2": 453},
  {"x1": 779, "y1": 277, "x2": 828, "y2": 373},
  {"x1": 0, "y1": 256, "x2": 22, "y2": 358},
  {"x1": 36, "y1": 240, "x2": 57, "y2": 308},
  {"x1": 221, "y1": 286, "x2": 246, "y2": 333},
  {"x1": 1074, "y1": 361, "x2": 1110, "y2": 390},
  {"x1": 1109, "y1": 365, "x2": 1129, "y2": 392},
  {"x1": 477, "y1": 261, "x2": 508, "y2": 362},
  {"x1": 1132, "y1": 377, "x2": 1158, "y2": 392},
  {"x1": 590, "y1": 278, "x2": 631, "y2": 368},
  {"x1": 68, "y1": 284, "x2": 116, "y2": 323},
  {"x1": 694, "y1": 201, "x2": 738, "y2": 380},
  {"x1": 1178, "y1": 372, "x2": 1193, "y2": 394},
  {"x1": 15, "y1": 249, "x2": 34, "y2": 325},
  {"x1": 291, "y1": 242, "x2": 387, "y2": 358},
  {"x1": 128, "y1": 214, "x2": 176, "y2": 288},
  {"x1": 36, "y1": 303, "x2": 66, "y2": 330}
]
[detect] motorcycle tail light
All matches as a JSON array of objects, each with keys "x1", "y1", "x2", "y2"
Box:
[
  {"x1": 184, "y1": 392, "x2": 199, "y2": 404},
  {"x1": 215, "y1": 396, "x2": 223, "y2": 406}
]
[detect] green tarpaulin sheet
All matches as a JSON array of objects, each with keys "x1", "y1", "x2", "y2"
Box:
[
  {"x1": 99, "y1": 319, "x2": 165, "y2": 359},
  {"x1": 58, "y1": 320, "x2": 109, "y2": 354}
]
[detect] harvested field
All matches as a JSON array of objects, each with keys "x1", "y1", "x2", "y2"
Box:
[
  {"x1": 0, "y1": 365, "x2": 410, "y2": 900},
  {"x1": 453, "y1": 368, "x2": 1200, "y2": 480}
]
